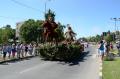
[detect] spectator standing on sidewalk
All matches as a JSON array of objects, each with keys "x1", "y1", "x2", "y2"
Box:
[
  {"x1": 28, "y1": 43, "x2": 33, "y2": 56},
  {"x1": 16, "y1": 44, "x2": 21, "y2": 58},
  {"x1": 2, "y1": 44, "x2": 8, "y2": 60},
  {"x1": 33, "y1": 44, "x2": 37, "y2": 56},
  {"x1": 11, "y1": 44, "x2": 16, "y2": 58},
  {"x1": 7, "y1": 44, "x2": 12, "y2": 59},
  {"x1": 25, "y1": 44, "x2": 28, "y2": 57},
  {"x1": 20, "y1": 43, "x2": 25, "y2": 58}
]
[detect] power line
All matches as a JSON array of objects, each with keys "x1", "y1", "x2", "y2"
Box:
[
  {"x1": 0, "y1": 0, "x2": 53, "y2": 20},
  {"x1": 0, "y1": 15, "x2": 26, "y2": 20},
  {"x1": 10, "y1": 0, "x2": 41, "y2": 12},
  {"x1": 0, "y1": 15, "x2": 43, "y2": 21}
]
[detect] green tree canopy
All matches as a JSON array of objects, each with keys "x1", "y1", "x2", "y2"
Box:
[
  {"x1": 104, "y1": 34, "x2": 113, "y2": 43},
  {"x1": 0, "y1": 25, "x2": 15, "y2": 43},
  {"x1": 20, "y1": 19, "x2": 43, "y2": 43},
  {"x1": 56, "y1": 22, "x2": 66, "y2": 41}
]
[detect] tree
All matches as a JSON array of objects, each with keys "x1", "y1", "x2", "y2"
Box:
[
  {"x1": 105, "y1": 34, "x2": 113, "y2": 43},
  {"x1": 95, "y1": 35, "x2": 101, "y2": 42},
  {"x1": 56, "y1": 22, "x2": 66, "y2": 41},
  {"x1": 0, "y1": 25, "x2": 15, "y2": 43},
  {"x1": 20, "y1": 19, "x2": 43, "y2": 43},
  {"x1": 87, "y1": 36, "x2": 96, "y2": 42},
  {"x1": 0, "y1": 28, "x2": 3, "y2": 43}
]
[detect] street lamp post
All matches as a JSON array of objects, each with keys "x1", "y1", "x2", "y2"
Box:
[
  {"x1": 111, "y1": 18, "x2": 120, "y2": 32},
  {"x1": 111, "y1": 18, "x2": 120, "y2": 40}
]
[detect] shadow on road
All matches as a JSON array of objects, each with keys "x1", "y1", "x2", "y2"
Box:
[
  {"x1": 9, "y1": 58, "x2": 31, "y2": 63},
  {"x1": 0, "y1": 62, "x2": 9, "y2": 65},
  {"x1": 0, "y1": 57, "x2": 32, "y2": 65},
  {"x1": 63, "y1": 51, "x2": 90, "y2": 66},
  {"x1": 0, "y1": 51, "x2": 90, "y2": 66},
  {"x1": 41, "y1": 51, "x2": 90, "y2": 66}
]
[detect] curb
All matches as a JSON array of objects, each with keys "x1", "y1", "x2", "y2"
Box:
[
  {"x1": 99, "y1": 61, "x2": 102, "y2": 79},
  {"x1": 0, "y1": 56, "x2": 37, "y2": 64}
]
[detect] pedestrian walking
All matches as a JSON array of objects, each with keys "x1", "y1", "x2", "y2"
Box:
[{"x1": 98, "y1": 40, "x2": 105, "y2": 61}]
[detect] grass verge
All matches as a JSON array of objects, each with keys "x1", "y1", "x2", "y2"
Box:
[{"x1": 103, "y1": 58, "x2": 120, "y2": 79}]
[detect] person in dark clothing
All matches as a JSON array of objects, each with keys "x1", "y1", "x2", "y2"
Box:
[
  {"x1": 98, "y1": 40, "x2": 105, "y2": 61},
  {"x1": 12, "y1": 44, "x2": 16, "y2": 58},
  {"x1": 25, "y1": 44, "x2": 28, "y2": 57},
  {"x1": 2, "y1": 44, "x2": 7, "y2": 60},
  {"x1": 105, "y1": 42, "x2": 110, "y2": 56}
]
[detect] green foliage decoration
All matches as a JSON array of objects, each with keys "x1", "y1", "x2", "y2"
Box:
[{"x1": 39, "y1": 43, "x2": 83, "y2": 61}]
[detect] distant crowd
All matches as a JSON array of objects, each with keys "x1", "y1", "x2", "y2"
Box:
[
  {"x1": 97, "y1": 40, "x2": 120, "y2": 61},
  {"x1": 0, "y1": 43, "x2": 39, "y2": 61},
  {"x1": 98, "y1": 40, "x2": 114, "y2": 61}
]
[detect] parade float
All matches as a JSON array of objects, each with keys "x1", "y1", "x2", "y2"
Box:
[{"x1": 39, "y1": 10, "x2": 84, "y2": 61}]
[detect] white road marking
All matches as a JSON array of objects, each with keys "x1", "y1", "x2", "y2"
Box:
[{"x1": 19, "y1": 62, "x2": 52, "y2": 74}]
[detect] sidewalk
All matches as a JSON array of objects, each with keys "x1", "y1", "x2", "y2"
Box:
[{"x1": 0, "y1": 53, "x2": 37, "y2": 64}]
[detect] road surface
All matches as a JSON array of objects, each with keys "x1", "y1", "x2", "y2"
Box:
[{"x1": 0, "y1": 45, "x2": 100, "y2": 79}]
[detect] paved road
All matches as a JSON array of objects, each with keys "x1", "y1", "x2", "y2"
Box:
[{"x1": 0, "y1": 45, "x2": 99, "y2": 79}]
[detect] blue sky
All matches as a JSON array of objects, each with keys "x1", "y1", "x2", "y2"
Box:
[{"x1": 0, "y1": 0, "x2": 120, "y2": 38}]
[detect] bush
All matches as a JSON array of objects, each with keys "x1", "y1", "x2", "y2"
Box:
[{"x1": 38, "y1": 43, "x2": 83, "y2": 61}]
